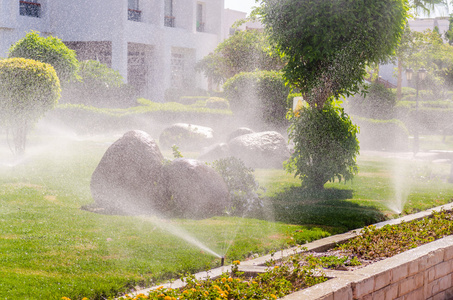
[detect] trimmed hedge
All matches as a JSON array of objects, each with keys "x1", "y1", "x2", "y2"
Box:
[
  {"x1": 205, "y1": 97, "x2": 229, "y2": 110},
  {"x1": 45, "y1": 100, "x2": 232, "y2": 135},
  {"x1": 164, "y1": 88, "x2": 209, "y2": 103},
  {"x1": 223, "y1": 70, "x2": 291, "y2": 129},
  {"x1": 353, "y1": 116, "x2": 409, "y2": 151},
  {"x1": 394, "y1": 103, "x2": 453, "y2": 134}
]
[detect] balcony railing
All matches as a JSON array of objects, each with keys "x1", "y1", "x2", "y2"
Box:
[
  {"x1": 196, "y1": 22, "x2": 205, "y2": 32},
  {"x1": 164, "y1": 15, "x2": 175, "y2": 27},
  {"x1": 128, "y1": 9, "x2": 142, "y2": 22},
  {"x1": 19, "y1": 1, "x2": 41, "y2": 18}
]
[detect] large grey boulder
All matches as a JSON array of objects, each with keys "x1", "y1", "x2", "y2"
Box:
[
  {"x1": 159, "y1": 123, "x2": 214, "y2": 151},
  {"x1": 163, "y1": 158, "x2": 230, "y2": 219},
  {"x1": 228, "y1": 131, "x2": 290, "y2": 169},
  {"x1": 90, "y1": 130, "x2": 166, "y2": 214},
  {"x1": 227, "y1": 127, "x2": 254, "y2": 141},
  {"x1": 198, "y1": 143, "x2": 231, "y2": 162}
]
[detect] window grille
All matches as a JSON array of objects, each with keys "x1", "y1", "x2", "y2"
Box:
[{"x1": 19, "y1": 0, "x2": 41, "y2": 18}]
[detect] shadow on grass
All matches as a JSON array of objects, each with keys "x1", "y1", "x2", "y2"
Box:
[{"x1": 266, "y1": 186, "x2": 386, "y2": 231}]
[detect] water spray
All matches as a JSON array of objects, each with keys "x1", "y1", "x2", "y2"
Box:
[{"x1": 221, "y1": 256, "x2": 225, "y2": 266}]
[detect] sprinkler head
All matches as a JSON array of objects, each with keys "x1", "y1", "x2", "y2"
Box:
[{"x1": 221, "y1": 256, "x2": 225, "y2": 266}]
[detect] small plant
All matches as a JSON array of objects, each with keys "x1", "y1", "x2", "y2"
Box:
[
  {"x1": 171, "y1": 145, "x2": 183, "y2": 158},
  {"x1": 305, "y1": 254, "x2": 361, "y2": 270},
  {"x1": 211, "y1": 157, "x2": 263, "y2": 216}
]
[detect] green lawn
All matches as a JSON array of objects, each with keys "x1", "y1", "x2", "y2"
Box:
[{"x1": 1, "y1": 133, "x2": 452, "y2": 299}]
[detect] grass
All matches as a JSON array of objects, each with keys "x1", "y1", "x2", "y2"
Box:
[
  {"x1": 0, "y1": 135, "x2": 329, "y2": 299},
  {"x1": 1, "y1": 133, "x2": 453, "y2": 299},
  {"x1": 255, "y1": 151, "x2": 453, "y2": 230}
]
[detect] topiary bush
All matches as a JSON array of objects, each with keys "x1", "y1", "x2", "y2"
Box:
[
  {"x1": 0, "y1": 57, "x2": 61, "y2": 154},
  {"x1": 61, "y1": 60, "x2": 136, "y2": 108},
  {"x1": 8, "y1": 31, "x2": 78, "y2": 83},
  {"x1": 223, "y1": 70, "x2": 291, "y2": 129},
  {"x1": 285, "y1": 101, "x2": 360, "y2": 190}
]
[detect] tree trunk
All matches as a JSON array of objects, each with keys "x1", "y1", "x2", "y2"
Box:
[
  {"x1": 397, "y1": 58, "x2": 402, "y2": 101},
  {"x1": 12, "y1": 121, "x2": 27, "y2": 156}
]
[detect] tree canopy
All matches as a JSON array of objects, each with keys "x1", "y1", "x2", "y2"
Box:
[
  {"x1": 197, "y1": 29, "x2": 284, "y2": 85},
  {"x1": 8, "y1": 31, "x2": 78, "y2": 83},
  {"x1": 261, "y1": 0, "x2": 409, "y2": 108}
]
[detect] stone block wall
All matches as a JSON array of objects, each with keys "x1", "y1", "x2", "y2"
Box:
[{"x1": 283, "y1": 235, "x2": 453, "y2": 300}]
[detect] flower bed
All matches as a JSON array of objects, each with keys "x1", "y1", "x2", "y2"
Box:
[{"x1": 116, "y1": 203, "x2": 453, "y2": 300}]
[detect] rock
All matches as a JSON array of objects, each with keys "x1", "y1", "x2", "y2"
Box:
[
  {"x1": 163, "y1": 158, "x2": 230, "y2": 219},
  {"x1": 159, "y1": 123, "x2": 215, "y2": 151},
  {"x1": 228, "y1": 131, "x2": 290, "y2": 169},
  {"x1": 198, "y1": 143, "x2": 231, "y2": 162},
  {"x1": 227, "y1": 127, "x2": 254, "y2": 141},
  {"x1": 90, "y1": 130, "x2": 166, "y2": 214}
]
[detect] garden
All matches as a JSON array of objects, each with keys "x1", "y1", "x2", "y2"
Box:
[{"x1": 2, "y1": 0, "x2": 453, "y2": 299}]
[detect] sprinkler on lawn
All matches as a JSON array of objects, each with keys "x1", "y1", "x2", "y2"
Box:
[{"x1": 221, "y1": 256, "x2": 225, "y2": 266}]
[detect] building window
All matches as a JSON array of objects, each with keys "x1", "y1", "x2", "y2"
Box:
[
  {"x1": 128, "y1": 0, "x2": 141, "y2": 22},
  {"x1": 128, "y1": 49, "x2": 148, "y2": 94},
  {"x1": 164, "y1": 0, "x2": 175, "y2": 27},
  {"x1": 171, "y1": 53, "x2": 184, "y2": 87},
  {"x1": 19, "y1": 0, "x2": 41, "y2": 18},
  {"x1": 196, "y1": 3, "x2": 205, "y2": 32}
]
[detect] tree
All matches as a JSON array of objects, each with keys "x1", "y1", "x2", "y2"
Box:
[
  {"x1": 261, "y1": 0, "x2": 409, "y2": 108},
  {"x1": 8, "y1": 31, "x2": 78, "y2": 83},
  {"x1": 260, "y1": 0, "x2": 407, "y2": 190},
  {"x1": 397, "y1": 28, "x2": 453, "y2": 97},
  {"x1": 412, "y1": 0, "x2": 447, "y2": 14},
  {"x1": 197, "y1": 29, "x2": 284, "y2": 85},
  {"x1": 445, "y1": 14, "x2": 453, "y2": 45},
  {"x1": 0, "y1": 58, "x2": 61, "y2": 155}
]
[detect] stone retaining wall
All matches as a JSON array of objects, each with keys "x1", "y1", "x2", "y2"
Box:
[{"x1": 282, "y1": 235, "x2": 453, "y2": 300}]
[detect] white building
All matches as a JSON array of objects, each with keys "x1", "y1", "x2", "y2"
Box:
[{"x1": 0, "y1": 0, "x2": 225, "y2": 101}]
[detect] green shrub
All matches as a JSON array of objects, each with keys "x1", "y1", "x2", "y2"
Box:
[
  {"x1": 390, "y1": 86, "x2": 416, "y2": 97},
  {"x1": 8, "y1": 31, "x2": 78, "y2": 83},
  {"x1": 164, "y1": 88, "x2": 209, "y2": 103},
  {"x1": 285, "y1": 102, "x2": 360, "y2": 190},
  {"x1": 410, "y1": 107, "x2": 453, "y2": 134},
  {"x1": 348, "y1": 81, "x2": 396, "y2": 119},
  {"x1": 211, "y1": 157, "x2": 263, "y2": 216},
  {"x1": 205, "y1": 97, "x2": 229, "y2": 110},
  {"x1": 394, "y1": 103, "x2": 453, "y2": 134},
  {"x1": 353, "y1": 116, "x2": 409, "y2": 151},
  {"x1": 0, "y1": 57, "x2": 61, "y2": 154},
  {"x1": 47, "y1": 101, "x2": 232, "y2": 135},
  {"x1": 223, "y1": 70, "x2": 291, "y2": 129},
  {"x1": 61, "y1": 60, "x2": 136, "y2": 108},
  {"x1": 177, "y1": 96, "x2": 210, "y2": 105}
]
